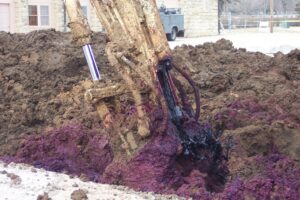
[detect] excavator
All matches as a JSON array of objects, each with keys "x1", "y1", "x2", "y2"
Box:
[{"x1": 63, "y1": 0, "x2": 224, "y2": 166}]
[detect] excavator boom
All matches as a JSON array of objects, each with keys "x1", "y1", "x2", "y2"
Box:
[
  {"x1": 64, "y1": 0, "x2": 183, "y2": 138},
  {"x1": 63, "y1": 1, "x2": 216, "y2": 165}
]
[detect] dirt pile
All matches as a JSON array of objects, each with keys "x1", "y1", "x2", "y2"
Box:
[
  {"x1": 1, "y1": 30, "x2": 300, "y2": 199},
  {"x1": 0, "y1": 29, "x2": 108, "y2": 155},
  {"x1": 172, "y1": 40, "x2": 300, "y2": 159}
]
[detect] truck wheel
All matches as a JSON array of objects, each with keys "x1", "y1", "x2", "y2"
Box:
[{"x1": 167, "y1": 28, "x2": 177, "y2": 41}]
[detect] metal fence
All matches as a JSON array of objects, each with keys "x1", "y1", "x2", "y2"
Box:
[{"x1": 221, "y1": 13, "x2": 300, "y2": 29}]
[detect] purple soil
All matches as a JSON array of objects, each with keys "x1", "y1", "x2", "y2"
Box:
[
  {"x1": 2, "y1": 104, "x2": 299, "y2": 200},
  {"x1": 215, "y1": 98, "x2": 300, "y2": 130},
  {"x1": 1, "y1": 124, "x2": 112, "y2": 182},
  {"x1": 217, "y1": 154, "x2": 300, "y2": 200},
  {"x1": 9, "y1": 119, "x2": 300, "y2": 200},
  {"x1": 2, "y1": 105, "x2": 229, "y2": 199},
  {"x1": 102, "y1": 107, "x2": 228, "y2": 196}
]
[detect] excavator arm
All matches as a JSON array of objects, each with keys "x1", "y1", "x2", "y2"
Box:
[
  {"x1": 63, "y1": 1, "x2": 226, "y2": 184},
  {"x1": 65, "y1": 1, "x2": 180, "y2": 120},
  {"x1": 64, "y1": 0, "x2": 201, "y2": 157}
]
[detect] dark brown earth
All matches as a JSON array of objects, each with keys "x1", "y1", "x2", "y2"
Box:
[
  {"x1": 171, "y1": 41, "x2": 300, "y2": 186},
  {"x1": 0, "y1": 30, "x2": 299, "y2": 199},
  {"x1": 0, "y1": 29, "x2": 109, "y2": 155},
  {"x1": 71, "y1": 189, "x2": 88, "y2": 200},
  {"x1": 37, "y1": 192, "x2": 52, "y2": 200}
]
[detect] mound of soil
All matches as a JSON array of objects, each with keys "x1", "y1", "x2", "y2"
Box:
[
  {"x1": 1, "y1": 30, "x2": 300, "y2": 199},
  {"x1": 0, "y1": 29, "x2": 109, "y2": 155}
]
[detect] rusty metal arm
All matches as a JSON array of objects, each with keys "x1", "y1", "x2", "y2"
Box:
[
  {"x1": 64, "y1": 0, "x2": 92, "y2": 46},
  {"x1": 64, "y1": 0, "x2": 101, "y2": 81}
]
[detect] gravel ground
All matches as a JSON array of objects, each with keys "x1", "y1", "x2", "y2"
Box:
[{"x1": 0, "y1": 161, "x2": 182, "y2": 200}]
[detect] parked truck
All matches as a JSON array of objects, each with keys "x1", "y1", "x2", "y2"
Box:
[{"x1": 159, "y1": 7, "x2": 184, "y2": 41}]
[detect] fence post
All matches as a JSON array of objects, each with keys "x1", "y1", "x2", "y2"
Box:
[
  {"x1": 228, "y1": 12, "x2": 232, "y2": 30},
  {"x1": 270, "y1": 0, "x2": 274, "y2": 33}
]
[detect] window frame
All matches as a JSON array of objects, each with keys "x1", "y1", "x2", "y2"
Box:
[{"x1": 28, "y1": 4, "x2": 51, "y2": 27}]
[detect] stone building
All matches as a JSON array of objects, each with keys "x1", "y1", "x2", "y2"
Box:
[
  {"x1": 0, "y1": 0, "x2": 218, "y2": 37},
  {"x1": 0, "y1": 0, "x2": 102, "y2": 33}
]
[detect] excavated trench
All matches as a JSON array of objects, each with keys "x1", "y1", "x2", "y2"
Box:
[{"x1": 0, "y1": 30, "x2": 300, "y2": 199}]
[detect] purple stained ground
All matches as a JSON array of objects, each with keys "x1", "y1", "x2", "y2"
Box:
[
  {"x1": 215, "y1": 98, "x2": 300, "y2": 130},
  {"x1": 1, "y1": 106, "x2": 229, "y2": 199},
  {"x1": 218, "y1": 154, "x2": 300, "y2": 200},
  {"x1": 2, "y1": 100, "x2": 300, "y2": 200},
  {"x1": 1, "y1": 95, "x2": 300, "y2": 200},
  {"x1": 1, "y1": 124, "x2": 113, "y2": 182}
]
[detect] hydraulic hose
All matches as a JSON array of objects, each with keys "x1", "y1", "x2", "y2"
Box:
[{"x1": 172, "y1": 63, "x2": 201, "y2": 121}]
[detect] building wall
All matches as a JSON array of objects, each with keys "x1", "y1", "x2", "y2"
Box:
[
  {"x1": 7, "y1": 0, "x2": 102, "y2": 33},
  {"x1": 156, "y1": 0, "x2": 179, "y2": 8},
  {"x1": 156, "y1": 0, "x2": 218, "y2": 37},
  {"x1": 7, "y1": 0, "x2": 218, "y2": 37},
  {"x1": 13, "y1": 1, "x2": 26, "y2": 33},
  {"x1": 178, "y1": 0, "x2": 218, "y2": 37},
  {"x1": 13, "y1": 0, "x2": 61, "y2": 33}
]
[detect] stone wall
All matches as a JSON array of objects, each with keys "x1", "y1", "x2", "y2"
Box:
[
  {"x1": 12, "y1": 0, "x2": 102, "y2": 33},
  {"x1": 14, "y1": 0, "x2": 28, "y2": 33},
  {"x1": 156, "y1": 0, "x2": 164, "y2": 7},
  {"x1": 155, "y1": 0, "x2": 218, "y2": 37},
  {"x1": 156, "y1": 0, "x2": 179, "y2": 8},
  {"x1": 178, "y1": 0, "x2": 218, "y2": 37},
  {"x1": 13, "y1": 0, "x2": 62, "y2": 33},
  {"x1": 11, "y1": 0, "x2": 218, "y2": 37}
]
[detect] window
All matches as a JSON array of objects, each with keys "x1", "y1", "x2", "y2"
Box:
[
  {"x1": 28, "y1": 5, "x2": 38, "y2": 26},
  {"x1": 40, "y1": 5, "x2": 49, "y2": 26},
  {"x1": 28, "y1": 5, "x2": 50, "y2": 26}
]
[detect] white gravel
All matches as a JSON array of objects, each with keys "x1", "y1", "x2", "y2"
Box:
[{"x1": 0, "y1": 161, "x2": 182, "y2": 200}]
